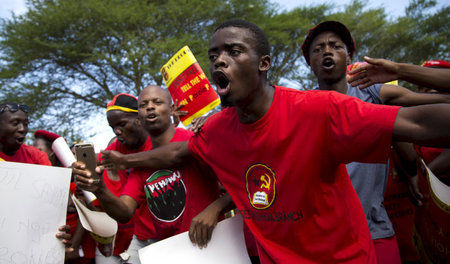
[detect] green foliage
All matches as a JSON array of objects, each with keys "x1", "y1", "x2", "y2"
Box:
[
  {"x1": 0, "y1": 0, "x2": 279, "y2": 140},
  {"x1": 0, "y1": 0, "x2": 448, "y2": 140}
]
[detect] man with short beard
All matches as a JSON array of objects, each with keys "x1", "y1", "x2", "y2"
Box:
[{"x1": 75, "y1": 87, "x2": 230, "y2": 261}]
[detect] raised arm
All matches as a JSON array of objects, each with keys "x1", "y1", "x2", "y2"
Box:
[
  {"x1": 101, "y1": 141, "x2": 190, "y2": 171},
  {"x1": 348, "y1": 57, "x2": 450, "y2": 91},
  {"x1": 393, "y1": 104, "x2": 450, "y2": 147}
]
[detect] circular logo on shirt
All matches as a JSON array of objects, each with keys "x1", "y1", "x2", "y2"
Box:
[
  {"x1": 144, "y1": 169, "x2": 186, "y2": 222},
  {"x1": 245, "y1": 164, "x2": 276, "y2": 209}
]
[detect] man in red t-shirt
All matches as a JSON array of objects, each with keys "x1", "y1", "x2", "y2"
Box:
[
  {"x1": 0, "y1": 103, "x2": 51, "y2": 165},
  {"x1": 75, "y1": 89, "x2": 231, "y2": 262},
  {"x1": 0, "y1": 102, "x2": 73, "y2": 252},
  {"x1": 96, "y1": 93, "x2": 156, "y2": 264},
  {"x1": 82, "y1": 20, "x2": 450, "y2": 263}
]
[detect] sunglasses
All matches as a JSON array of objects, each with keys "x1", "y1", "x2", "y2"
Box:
[{"x1": 0, "y1": 103, "x2": 30, "y2": 114}]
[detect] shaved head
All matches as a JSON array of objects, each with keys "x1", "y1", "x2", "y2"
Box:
[{"x1": 140, "y1": 85, "x2": 172, "y2": 104}]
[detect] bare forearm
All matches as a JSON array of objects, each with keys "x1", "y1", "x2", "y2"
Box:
[
  {"x1": 94, "y1": 187, "x2": 135, "y2": 223},
  {"x1": 70, "y1": 220, "x2": 85, "y2": 249},
  {"x1": 392, "y1": 142, "x2": 418, "y2": 178},
  {"x1": 394, "y1": 105, "x2": 450, "y2": 147},
  {"x1": 396, "y1": 63, "x2": 450, "y2": 92},
  {"x1": 427, "y1": 149, "x2": 450, "y2": 175},
  {"x1": 208, "y1": 193, "x2": 235, "y2": 216},
  {"x1": 123, "y1": 141, "x2": 189, "y2": 169}
]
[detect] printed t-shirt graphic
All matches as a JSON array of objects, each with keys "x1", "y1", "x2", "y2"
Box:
[
  {"x1": 246, "y1": 164, "x2": 276, "y2": 209},
  {"x1": 144, "y1": 169, "x2": 187, "y2": 222}
]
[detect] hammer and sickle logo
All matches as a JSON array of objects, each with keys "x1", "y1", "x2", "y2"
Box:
[
  {"x1": 260, "y1": 174, "x2": 271, "y2": 190},
  {"x1": 246, "y1": 164, "x2": 276, "y2": 209}
]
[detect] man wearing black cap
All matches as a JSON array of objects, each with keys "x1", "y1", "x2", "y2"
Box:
[
  {"x1": 301, "y1": 20, "x2": 450, "y2": 264},
  {"x1": 79, "y1": 19, "x2": 450, "y2": 263}
]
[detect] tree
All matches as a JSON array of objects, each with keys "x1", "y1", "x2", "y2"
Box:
[
  {"x1": 1, "y1": 0, "x2": 295, "y2": 141},
  {"x1": 1, "y1": 0, "x2": 448, "y2": 141}
]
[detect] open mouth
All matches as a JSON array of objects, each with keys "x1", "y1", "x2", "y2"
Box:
[
  {"x1": 146, "y1": 113, "x2": 158, "y2": 122},
  {"x1": 16, "y1": 136, "x2": 25, "y2": 144},
  {"x1": 212, "y1": 71, "x2": 231, "y2": 96},
  {"x1": 322, "y1": 58, "x2": 335, "y2": 70}
]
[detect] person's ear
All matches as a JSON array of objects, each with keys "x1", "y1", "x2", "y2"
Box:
[
  {"x1": 346, "y1": 55, "x2": 352, "y2": 66},
  {"x1": 135, "y1": 117, "x2": 142, "y2": 126},
  {"x1": 259, "y1": 55, "x2": 271, "y2": 72}
]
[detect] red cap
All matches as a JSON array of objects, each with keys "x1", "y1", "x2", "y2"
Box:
[
  {"x1": 301, "y1": 21, "x2": 356, "y2": 65},
  {"x1": 422, "y1": 60, "x2": 450, "y2": 68},
  {"x1": 34, "y1": 130, "x2": 61, "y2": 142}
]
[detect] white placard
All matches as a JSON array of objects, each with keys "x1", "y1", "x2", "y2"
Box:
[
  {"x1": 139, "y1": 214, "x2": 251, "y2": 264},
  {"x1": 0, "y1": 161, "x2": 71, "y2": 263}
]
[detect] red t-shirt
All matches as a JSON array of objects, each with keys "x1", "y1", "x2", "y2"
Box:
[
  {"x1": 98, "y1": 136, "x2": 157, "y2": 241},
  {"x1": 122, "y1": 128, "x2": 220, "y2": 240},
  {"x1": 0, "y1": 144, "x2": 51, "y2": 165},
  {"x1": 189, "y1": 86, "x2": 400, "y2": 263}
]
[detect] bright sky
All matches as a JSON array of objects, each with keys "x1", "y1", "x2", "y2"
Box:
[
  {"x1": 3, "y1": 0, "x2": 448, "y2": 20},
  {"x1": 1, "y1": 0, "x2": 448, "y2": 150}
]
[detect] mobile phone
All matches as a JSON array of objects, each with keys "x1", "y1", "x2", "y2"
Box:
[{"x1": 74, "y1": 143, "x2": 100, "y2": 181}]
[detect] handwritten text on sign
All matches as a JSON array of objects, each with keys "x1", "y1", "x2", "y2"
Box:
[{"x1": 0, "y1": 162, "x2": 71, "y2": 264}]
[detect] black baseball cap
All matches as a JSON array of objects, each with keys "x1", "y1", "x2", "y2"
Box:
[{"x1": 301, "y1": 21, "x2": 356, "y2": 65}]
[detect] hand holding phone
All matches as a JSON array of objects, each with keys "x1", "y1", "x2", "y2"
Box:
[{"x1": 74, "y1": 143, "x2": 100, "y2": 182}]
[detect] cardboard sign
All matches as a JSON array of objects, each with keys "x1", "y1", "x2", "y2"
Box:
[
  {"x1": 139, "y1": 214, "x2": 251, "y2": 263},
  {"x1": 160, "y1": 46, "x2": 220, "y2": 126},
  {"x1": 0, "y1": 161, "x2": 71, "y2": 263}
]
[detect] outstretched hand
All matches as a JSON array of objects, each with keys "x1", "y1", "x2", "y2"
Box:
[
  {"x1": 100, "y1": 150, "x2": 126, "y2": 171},
  {"x1": 348, "y1": 56, "x2": 399, "y2": 89}
]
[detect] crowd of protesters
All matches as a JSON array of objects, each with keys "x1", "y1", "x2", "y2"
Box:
[{"x1": 1, "y1": 18, "x2": 449, "y2": 264}]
